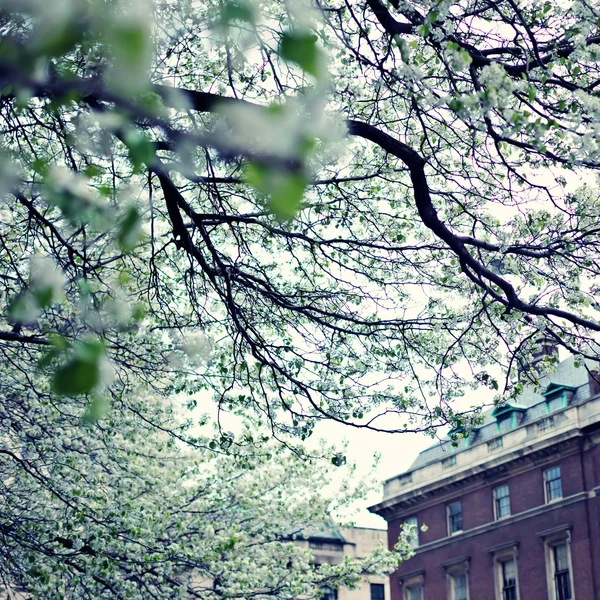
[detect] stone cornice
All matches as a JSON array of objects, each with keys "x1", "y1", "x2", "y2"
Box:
[
  {"x1": 536, "y1": 524, "x2": 572, "y2": 539},
  {"x1": 397, "y1": 569, "x2": 425, "y2": 583},
  {"x1": 370, "y1": 431, "x2": 583, "y2": 520},
  {"x1": 486, "y1": 540, "x2": 519, "y2": 554}
]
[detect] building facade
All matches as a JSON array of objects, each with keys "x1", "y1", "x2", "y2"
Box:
[
  {"x1": 369, "y1": 355, "x2": 600, "y2": 600},
  {"x1": 296, "y1": 524, "x2": 391, "y2": 600}
]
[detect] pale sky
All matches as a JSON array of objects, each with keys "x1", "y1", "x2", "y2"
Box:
[{"x1": 315, "y1": 419, "x2": 435, "y2": 529}]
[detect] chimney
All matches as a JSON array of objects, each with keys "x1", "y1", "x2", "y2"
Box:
[
  {"x1": 517, "y1": 335, "x2": 559, "y2": 381},
  {"x1": 589, "y1": 370, "x2": 600, "y2": 397}
]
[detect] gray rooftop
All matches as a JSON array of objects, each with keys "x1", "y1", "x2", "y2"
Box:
[
  {"x1": 297, "y1": 521, "x2": 347, "y2": 542},
  {"x1": 408, "y1": 356, "x2": 592, "y2": 472}
]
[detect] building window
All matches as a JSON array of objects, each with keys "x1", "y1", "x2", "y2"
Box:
[
  {"x1": 398, "y1": 472, "x2": 413, "y2": 486},
  {"x1": 500, "y1": 559, "x2": 518, "y2": 600},
  {"x1": 498, "y1": 417, "x2": 513, "y2": 433},
  {"x1": 488, "y1": 437, "x2": 503, "y2": 452},
  {"x1": 451, "y1": 573, "x2": 468, "y2": 600},
  {"x1": 543, "y1": 384, "x2": 576, "y2": 411},
  {"x1": 442, "y1": 455, "x2": 457, "y2": 469},
  {"x1": 447, "y1": 501, "x2": 463, "y2": 535},
  {"x1": 405, "y1": 584, "x2": 422, "y2": 600},
  {"x1": 491, "y1": 544, "x2": 520, "y2": 600},
  {"x1": 540, "y1": 529, "x2": 574, "y2": 600},
  {"x1": 537, "y1": 416, "x2": 555, "y2": 434},
  {"x1": 493, "y1": 485, "x2": 511, "y2": 519},
  {"x1": 370, "y1": 583, "x2": 385, "y2": 600},
  {"x1": 321, "y1": 586, "x2": 338, "y2": 600},
  {"x1": 544, "y1": 467, "x2": 563, "y2": 503},
  {"x1": 444, "y1": 558, "x2": 470, "y2": 600},
  {"x1": 309, "y1": 541, "x2": 343, "y2": 551},
  {"x1": 404, "y1": 516, "x2": 419, "y2": 548},
  {"x1": 401, "y1": 572, "x2": 425, "y2": 600},
  {"x1": 553, "y1": 544, "x2": 572, "y2": 600},
  {"x1": 547, "y1": 395, "x2": 564, "y2": 413}
]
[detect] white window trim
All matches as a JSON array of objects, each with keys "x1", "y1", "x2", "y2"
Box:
[
  {"x1": 403, "y1": 516, "x2": 419, "y2": 549},
  {"x1": 538, "y1": 526, "x2": 575, "y2": 600},
  {"x1": 399, "y1": 571, "x2": 424, "y2": 600},
  {"x1": 446, "y1": 501, "x2": 463, "y2": 536},
  {"x1": 404, "y1": 582, "x2": 423, "y2": 600},
  {"x1": 543, "y1": 466, "x2": 563, "y2": 504},
  {"x1": 443, "y1": 558, "x2": 470, "y2": 600},
  {"x1": 493, "y1": 485, "x2": 511, "y2": 521},
  {"x1": 491, "y1": 543, "x2": 520, "y2": 600}
]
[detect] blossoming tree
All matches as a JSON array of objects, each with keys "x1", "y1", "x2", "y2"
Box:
[
  {"x1": 1, "y1": 0, "x2": 600, "y2": 593},
  {"x1": 0, "y1": 381, "x2": 404, "y2": 597}
]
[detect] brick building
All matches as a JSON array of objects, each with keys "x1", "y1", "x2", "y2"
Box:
[{"x1": 369, "y1": 354, "x2": 600, "y2": 600}]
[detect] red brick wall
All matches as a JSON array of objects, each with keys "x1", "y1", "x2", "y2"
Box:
[{"x1": 386, "y1": 447, "x2": 598, "y2": 600}]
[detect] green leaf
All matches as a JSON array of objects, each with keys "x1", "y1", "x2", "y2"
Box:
[
  {"x1": 269, "y1": 174, "x2": 306, "y2": 220},
  {"x1": 279, "y1": 31, "x2": 321, "y2": 77},
  {"x1": 427, "y1": 10, "x2": 439, "y2": 23},
  {"x1": 34, "y1": 286, "x2": 54, "y2": 309},
  {"x1": 32, "y1": 22, "x2": 83, "y2": 59},
  {"x1": 83, "y1": 395, "x2": 110, "y2": 424},
  {"x1": 8, "y1": 291, "x2": 38, "y2": 323},
  {"x1": 244, "y1": 162, "x2": 268, "y2": 192},
  {"x1": 418, "y1": 22, "x2": 432, "y2": 37},
  {"x1": 448, "y1": 97, "x2": 464, "y2": 112},
  {"x1": 110, "y1": 24, "x2": 148, "y2": 68},
  {"x1": 85, "y1": 164, "x2": 105, "y2": 178},
  {"x1": 123, "y1": 130, "x2": 155, "y2": 173},
  {"x1": 117, "y1": 206, "x2": 142, "y2": 252},
  {"x1": 52, "y1": 341, "x2": 105, "y2": 397},
  {"x1": 394, "y1": 36, "x2": 410, "y2": 63},
  {"x1": 245, "y1": 163, "x2": 307, "y2": 220},
  {"x1": 221, "y1": 0, "x2": 255, "y2": 26},
  {"x1": 53, "y1": 359, "x2": 100, "y2": 396}
]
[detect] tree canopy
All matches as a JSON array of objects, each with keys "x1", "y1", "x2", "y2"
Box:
[
  {"x1": 1, "y1": 0, "x2": 600, "y2": 592},
  {"x1": 1, "y1": 381, "x2": 403, "y2": 597},
  {"x1": 3, "y1": 0, "x2": 600, "y2": 435}
]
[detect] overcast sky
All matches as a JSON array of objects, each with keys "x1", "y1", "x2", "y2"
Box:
[{"x1": 316, "y1": 420, "x2": 435, "y2": 529}]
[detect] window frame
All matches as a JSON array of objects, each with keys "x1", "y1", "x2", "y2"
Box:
[
  {"x1": 400, "y1": 571, "x2": 424, "y2": 600},
  {"x1": 498, "y1": 415, "x2": 513, "y2": 433},
  {"x1": 443, "y1": 558, "x2": 470, "y2": 600},
  {"x1": 370, "y1": 582, "x2": 385, "y2": 600},
  {"x1": 490, "y1": 543, "x2": 520, "y2": 600},
  {"x1": 544, "y1": 466, "x2": 563, "y2": 503},
  {"x1": 537, "y1": 416, "x2": 555, "y2": 434},
  {"x1": 404, "y1": 516, "x2": 419, "y2": 548},
  {"x1": 404, "y1": 583, "x2": 422, "y2": 600},
  {"x1": 320, "y1": 586, "x2": 338, "y2": 600},
  {"x1": 493, "y1": 484, "x2": 511, "y2": 520},
  {"x1": 447, "y1": 501, "x2": 463, "y2": 535},
  {"x1": 451, "y1": 573, "x2": 468, "y2": 600},
  {"x1": 442, "y1": 455, "x2": 457, "y2": 469},
  {"x1": 547, "y1": 395, "x2": 565, "y2": 413},
  {"x1": 540, "y1": 527, "x2": 575, "y2": 600},
  {"x1": 553, "y1": 545, "x2": 573, "y2": 600},
  {"x1": 488, "y1": 437, "x2": 504, "y2": 452}
]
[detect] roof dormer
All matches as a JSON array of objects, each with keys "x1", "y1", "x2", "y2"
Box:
[
  {"x1": 492, "y1": 403, "x2": 527, "y2": 433},
  {"x1": 542, "y1": 383, "x2": 576, "y2": 413}
]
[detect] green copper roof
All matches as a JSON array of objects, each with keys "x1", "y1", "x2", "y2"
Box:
[
  {"x1": 541, "y1": 382, "x2": 577, "y2": 397},
  {"x1": 491, "y1": 402, "x2": 528, "y2": 418}
]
